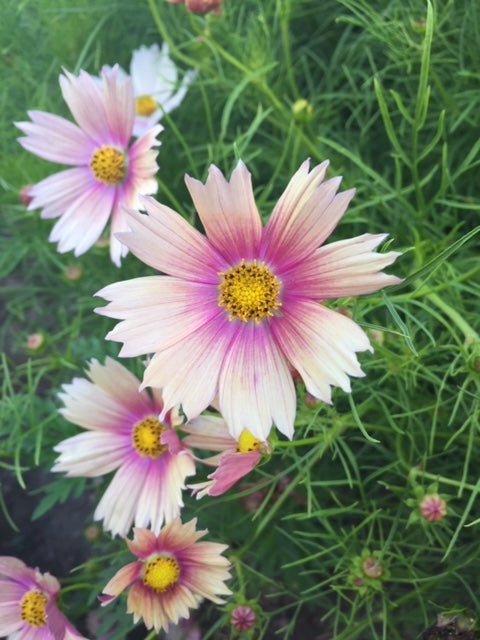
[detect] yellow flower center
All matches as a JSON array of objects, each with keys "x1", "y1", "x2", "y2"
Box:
[
  {"x1": 237, "y1": 429, "x2": 262, "y2": 453},
  {"x1": 19, "y1": 590, "x2": 48, "y2": 628},
  {"x1": 142, "y1": 555, "x2": 180, "y2": 593},
  {"x1": 90, "y1": 145, "x2": 126, "y2": 185},
  {"x1": 218, "y1": 260, "x2": 282, "y2": 323},
  {"x1": 135, "y1": 94, "x2": 158, "y2": 117},
  {"x1": 132, "y1": 417, "x2": 168, "y2": 458}
]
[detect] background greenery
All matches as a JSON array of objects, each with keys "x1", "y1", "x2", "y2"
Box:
[{"x1": 1, "y1": 0, "x2": 479, "y2": 638}]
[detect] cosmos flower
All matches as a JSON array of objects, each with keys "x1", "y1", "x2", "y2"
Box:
[
  {"x1": 0, "y1": 556, "x2": 87, "y2": 640},
  {"x1": 52, "y1": 357, "x2": 195, "y2": 537},
  {"x1": 96, "y1": 159, "x2": 402, "y2": 440},
  {"x1": 100, "y1": 519, "x2": 231, "y2": 633},
  {"x1": 15, "y1": 65, "x2": 161, "y2": 266},
  {"x1": 111, "y1": 44, "x2": 196, "y2": 138},
  {"x1": 182, "y1": 414, "x2": 268, "y2": 497}
]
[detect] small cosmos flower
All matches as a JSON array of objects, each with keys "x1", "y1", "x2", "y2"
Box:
[
  {"x1": 100, "y1": 519, "x2": 232, "y2": 633},
  {"x1": 0, "y1": 556, "x2": 87, "y2": 640},
  {"x1": 103, "y1": 44, "x2": 196, "y2": 138},
  {"x1": 52, "y1": 357, "x2": 195, "y2": 538},
  {"x1": 182, "y1": 414, "x2": 268, "y2": 497},
  {"x1": 15, "y1": 65, "x2": 161, "y2": 266},
  {"x1": 96, "y1": 159, "x2": 402, "y2": 440}
]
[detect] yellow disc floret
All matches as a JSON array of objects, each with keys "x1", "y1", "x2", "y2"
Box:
[
  {"x1": 132, "y1": 417, "x2": 167, "y2": 458},
  {"x1": 135, "y1": 95, "x2": 157, "y2": 117},
  {"x1": 142, "y1": 555, "x2": 181, "y2": 593},
  {"x1": 19, "y1": 590, "x2": 48, "y2": 628},
  {"x1": 218, "y1": 260, "x2": 281, "y2": 323},
  {"x1": 237, "y1": 429, "x2": 262, "y2": 453},
  {"x1": 90, "y1": 146, "x2": 126, "y2": 185}
]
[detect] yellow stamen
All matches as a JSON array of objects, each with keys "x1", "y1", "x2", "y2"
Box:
[
  {"x1": 218, "y1": 260, "x2": 281, "y2": 323},
  {"x1": 132, "y1": 417, "x2": 167, "y2": 458},
  {"x1": 90, "y1": 146, "x2": 126, "y2": 185},
  {"x1": 135, "y1": 95, "x2": 157, "y2": 117},
  {"x1": 19, "y1": 590, "x2": 48, "y2": 628},
  {"x1": 142, "y1": 555, "x2": 180, "y2": 593},
  {"x1": 237, "y1": 429, "x2": 262, "y2": 453}
]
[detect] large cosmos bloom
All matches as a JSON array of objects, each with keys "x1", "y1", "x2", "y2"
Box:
[
  {"x1": 119, "y1": 43, "x2": 196, "y2": 138},
  {"x1": 96, "y1": 159, "x2": 402, "y2": 440},
  {"x1": 52, "y1": 357, "x2": 195, "y2": 537},
  {"x1": 100, "y1": 519, "x2": 231, "y2": 633},
  {"x1": 182, "y1": 415, "x2": 268, "y2": 498},
  {"x1": 15, "y1": 65, "x2": 161, "y2": 266},
  {"x1": 0, "y1": 556, "x2": 87, "y2": 640}
]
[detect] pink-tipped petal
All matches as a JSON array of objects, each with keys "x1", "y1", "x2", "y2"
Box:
[
  {"x1": 182, "y1": 415, "x2": 235, "y2": 452},
  {"x1": 102, "y1": 65, "x2": 134, "y2": 147},
  {"x1": 194, "y1": 451, "x2": 261, "y2": 497},
  {"x1": 185, "y1": 161, "x2": 262, "y2": 263},
  {"x1": 15, "y1": 111, "x2": 93, "y2": 165}
]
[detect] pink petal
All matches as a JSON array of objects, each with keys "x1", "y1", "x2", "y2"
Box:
[
  {"x1": 102, "y1": 561, "x2": 141, "y2": 598},
  {"x1": 0, "y1": 604, "x2": 22, "y2": 635},
  {"x1": 128, "y1": 126, "x2": 163, "y2": 180},
  {"x1": 182, "y1": 415, "x2": 235, "y2": 452},
  {"x1": 272, "y1": 299, "x2": 372, "y2": 403},
  {"x1": 141, "y1": 313, "x2": 237, "y2": 421},
  {"x1": 52, "y1": 431, "x2": 128, "y2": 477},
  {"x1": 127, "y1": 528, "x2": 159, "y2": 558},
  {"x1": 15, "y1": 111, "x2": 93, "y2": 164},
  {"x1": 262, "y1": 159, "x2": 350, "y2": 268},
  {"x1": 185, "y1": 161, "x2": 263, "y2": 263},
  {"x1": 27, "y1": 167, "x2": 94, "y2": 220},
  {"x1": 95, "y1": 459, "x2": 145, "y2": 536},
  {"x1": 198, "y1": 451, "x2": 261, "y2": 497},
  {"x1": 97, "y1": 277, "x2": 220, "y2": 358},
  {"x1": 86, "y1": 357, "x2": 156, "y2": 413},
  {"x1": 116, "y1": 197, "x2": 224, "y2": 281},
  {"x1": 285, "y1": 233, "x2": 402, "y2": 298},
  {"x1": 218, "y1": 323, "x2": 296, "y2": 440},
  {"x1": 102, "y1": 65, "x2": 134, "y2": 148},
  {"x1": 59, "y1": 69, "x2": 110, "y2": 144},
  {"x1": 48, "y1": 183, "x2": 114, "y2": 256}
]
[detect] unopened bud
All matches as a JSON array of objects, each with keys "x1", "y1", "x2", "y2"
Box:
[{"x1": 231, "y1": 605, "x2": 256, "y2": 631}]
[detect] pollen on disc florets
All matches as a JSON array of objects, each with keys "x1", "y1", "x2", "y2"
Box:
[
  {"x1": 19, "y1": 589, "x2": 48, "y2": 627},
  {"x1": 218, "y1": 259, "x2": 282, "y2": 323},
  {"x1": 90, "y1": 145, "x2": 126, "y2": 185},
  {"x1": 142, "y1": 554, "x2": 181, "y2": 593},
  {"x1": 135, "y1": 95, "x2": 157, "y2": 117},
  {"x1": 132, "y1": 416, "x2": 168, "y2": 458}
]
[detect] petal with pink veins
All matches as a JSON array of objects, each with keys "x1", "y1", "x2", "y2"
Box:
[
  {"x1": 117, "y1": 198, "x2": 224, "y2": 281},
  {"x1": 285, "y1": 233, "x2": 403, "y2": 299},
  {"x1": 272, "y1": 299, "x2": 372, "y2": 403},
  {"x1": 219, "y1": 322, "x2": 296, "y2": 440}
]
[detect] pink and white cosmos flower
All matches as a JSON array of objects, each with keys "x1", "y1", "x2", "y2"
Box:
[
  {"x1": 182, "y1": 414, "x2": 268, "y2": 497},
  {"x1": 0, "y1": 556, "x2": 87, "y2": 640},
  {"x1": 52, "y1": 357, "x2": 195, "y2": 538},
  {"x1": 96, "y1": 159, "x2": 402, "y2": 440},
  {"x1": 100, "y1": 520, "x2": 231, "y2": 633},
  {"x1": 15, "y1": 66, "x2": 161, "y2": 266}
]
